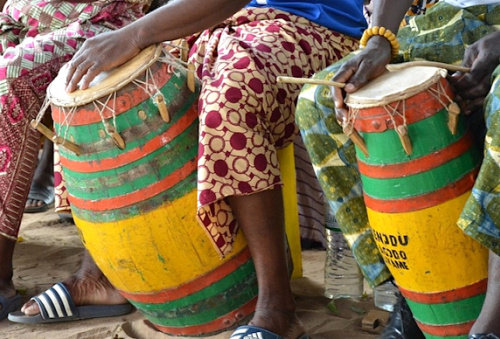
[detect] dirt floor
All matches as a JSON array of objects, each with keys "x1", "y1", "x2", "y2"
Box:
[{"x1": 1, "y1": 210, "x2": 388, "y2": 339}]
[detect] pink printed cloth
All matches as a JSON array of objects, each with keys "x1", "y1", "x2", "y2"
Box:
[
  {"x1": 189, "y1": 8, "x2": 359, "y2": 256},
  {"x1": 0, "y1": 0, "x2": 146, "y2": 239}
]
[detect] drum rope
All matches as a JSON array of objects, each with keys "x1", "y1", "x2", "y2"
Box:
[
  {"x1": 32, "y1": 46, "x2": 195, "y2": 148},
  {"x1": 345, "y1": 107, "x2": 360, "y2": 133},
  {"x1": 93, "y1": 91, "x2": 119, "y2": 138},
  {"x1": 383, "y1": 99, "x2": 408, "y2": 137},
  {"x1": 427, "y1": 80, "x2": 454, "y2": 108}
]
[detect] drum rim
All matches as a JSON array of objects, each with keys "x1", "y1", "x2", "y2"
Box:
[
  {"x1": 47, "y1": 44, "x2": 163, "y2": 107},
  {"x1": 346, "y1": 66, "x2": 448, "y2": 109}
]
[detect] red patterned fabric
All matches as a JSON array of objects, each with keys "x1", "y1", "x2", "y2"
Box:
[
  {"x1": 190, "y1": 8, "x2": 358, "y2": 256},
  {"x1": 0, "y1": 0, "x2": 145, "y2": 239}
]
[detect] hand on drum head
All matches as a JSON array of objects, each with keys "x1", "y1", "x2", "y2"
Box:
[
  {"x1": 65, "y1": 30, "x2": 142, "y2": 92},
  {"x1": 331, "y1": 36, "x2": 392, "y2": 123},
  {"x1": 448, "y1": 31, "x2": 500, "y2": 115}
]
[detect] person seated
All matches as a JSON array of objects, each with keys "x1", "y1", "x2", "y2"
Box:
[
  {"x1": 0, "y1": 0, "x2": 152, "y2": 322},
  {"x1": 296, "y1": 1, "x2": 500, "y2": 339},
  {"x1": 51, "y1": 0, "x2": 369, "y2": 337},
  {"x1": 24, "y1": 139, "x2": 54, "y2": 214}
]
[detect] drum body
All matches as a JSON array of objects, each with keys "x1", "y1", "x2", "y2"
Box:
[
  {"x1": 48, "y1": 45, "x2": 258, "y2": 336},
  {"x1": 345, "y1": 66, "x2": 487, "y2": 338}
]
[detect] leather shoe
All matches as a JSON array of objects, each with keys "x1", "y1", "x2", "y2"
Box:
[
  {"x1": 469, "y1": 334, "x2": 500, "y2": 339},
  {"x1": 380, "y1": 292, "x2": 425, "y2": 339}
]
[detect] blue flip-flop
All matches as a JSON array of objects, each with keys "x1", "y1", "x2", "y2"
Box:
[
  {"x1": 8, "y1": 282, "x2": 134, "y2": 324},
  {"x1": 0, "y1": 293, "x2": 22, "y2": 320},
  {"x1": 230, "y1": 325, "x2": 310, "y2": 339}
]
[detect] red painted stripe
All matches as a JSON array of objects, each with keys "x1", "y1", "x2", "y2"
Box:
[
  {"x1": 52, "y1": 62, "x2": 171, "y2": 125},
  {"x1": 120, "y1": 248, "x2": 252, "y2": 303},
  {"x1": 352, "y1": 78, "x2": 454, "y2": 133},
  {"x1": 416, "y1": 319, "x2": 475, "y2": 337},
  {"x1": 364, "y1": 169, "x2": 478, "y2": 213},
  {"x1": 68, "y1": 159, "x2": 196, "y2": 211},
  {"x1": 399, "y1": 279, "x2": 487, "y2": 304},
  {"x1": 152, "y1": 297, "x2": 257, "y2": 336},
  {"x1": 358, "y1": 132, "x2": 474, "y2": 178},
  {"x1": 60, "y1": 109, "x2": 197, "y2": 173}
]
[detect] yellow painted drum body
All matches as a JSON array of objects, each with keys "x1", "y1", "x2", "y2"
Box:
[
  {"x1": 47, "y1": 45, "x2": 258, "y2": 336},
  {"x1": 345, "y1": 66, "x2": 488, "y2": 339}
]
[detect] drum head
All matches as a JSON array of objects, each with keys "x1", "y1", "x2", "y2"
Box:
[
  {"x1": 48, "y1": 44, "x2": 163, "y2": 107},
  {"x1": 346, "y1": 66, "x2": 448, "y2": 109}
]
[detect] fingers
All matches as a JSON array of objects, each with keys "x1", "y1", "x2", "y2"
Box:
[{"x1": 64, "y1": 59, "x2": 91, "y2": 92}]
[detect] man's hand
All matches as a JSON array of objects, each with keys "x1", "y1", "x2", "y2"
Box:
[
  {"x1": 65, "y1": 30, "x2": 141, "y2": 92},
  {"x1": 331, "y1": 36, "x2": 392, "y2": 124},
  {"x1": 449, "y1": 30, "x2": 500, "y2": 115}
]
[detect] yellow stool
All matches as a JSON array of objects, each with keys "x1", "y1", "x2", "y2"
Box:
[{"x1": 278, "y1": 143, "x2": 302, "y2": 278}]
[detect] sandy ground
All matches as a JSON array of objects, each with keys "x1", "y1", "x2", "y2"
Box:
[{"x1": 1, "y1": 210, "x2": 388, "y2": 339}]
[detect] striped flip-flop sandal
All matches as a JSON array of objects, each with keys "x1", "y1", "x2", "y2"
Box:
[{"x1": 8, "y1": 282, "x2": 133, "y2": 324}]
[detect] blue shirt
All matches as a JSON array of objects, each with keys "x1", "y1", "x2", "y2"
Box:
[{"x1": 246, "y1": 0, "x2": 367, "y2": 38}]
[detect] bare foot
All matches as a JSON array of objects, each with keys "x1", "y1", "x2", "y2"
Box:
[
  {"x1": 21, "y1": 250, "x2": 127, "y2": 316},
  {"x1": 249, "y1": 309, "x2": 306, "y2": 339}
]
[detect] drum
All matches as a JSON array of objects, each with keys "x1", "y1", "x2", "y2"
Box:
[
  {"x1": 345, "y1": 66, "x2": 488, "y2": 338},
  {"x1": 45, "y1": 44, "x2": 258, "y2": 336}
]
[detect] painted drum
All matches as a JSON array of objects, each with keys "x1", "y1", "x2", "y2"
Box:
[
  {"x1": 46, "y1": 44, "x2": 258, "y2": 336},
  {"x1": 345, "y1": 66, "x2": 488, "y2": 339}
]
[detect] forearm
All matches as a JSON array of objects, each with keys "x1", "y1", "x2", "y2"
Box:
[
  {"x1": 124, "y1": 0, "x2": 250, "y2": 49},
  {"x1": 371, "y1": 0, "x2": 413, "y2": 33}
]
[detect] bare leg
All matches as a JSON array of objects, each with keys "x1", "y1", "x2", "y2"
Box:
[
  {"x1": 469, "y1": 250, "x2": 500, "y2": 336},
  {"x1": 0, "y1": 236, "x2": 17, "y2": 309},
  {"x1": 21, "y1": 249, "x2": 127, "y2": 315},
  {"x1": 25, "y1": 139, "x2": 54, "y2": 210},
  {"x1": 227, "y1": 188, "x2": 305, "y2": 339}
]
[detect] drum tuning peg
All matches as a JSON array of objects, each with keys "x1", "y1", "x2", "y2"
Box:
[
  {"x1": 104, "y1": 122, "x2": 126, "y2": 150},
  {"x1": 30, "y1": 119, "x2": 81, "y2": 156},
  {"x1": 155, "y1": 94, "x2": 170, "y2": 123},
  {"x1": 343, "y1": 125, "x2": 369, "y2": 157},
  {"x1": 447, "y1": 101, "x2": 461, "y2": 135},
  {"x1": 187, "y1": 63, "x2": 196, "y2": 93},
  {"x1": 180, "y1": 39, "x2": 189, "y2": 63},
  {"x1": 396, "y1": 125, "x2": 413, "y2": 155}
]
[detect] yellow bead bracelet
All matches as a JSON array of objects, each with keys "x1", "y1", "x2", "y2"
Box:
[{"x1": 360, "y1": 26, "x2": 400, "y2": 59}]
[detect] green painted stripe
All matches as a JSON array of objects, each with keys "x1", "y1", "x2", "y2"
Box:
[
  {"x1": 71, "y1": 172, "x2": 196, "y2": 222},
  {"x1": 129, "y1": 261, "x2": 258, "y2": 326},
  {"x1": 55, "y1": 83, "x2": 198, "y2": 162},
  {"x1": 355, "y1": 108, "x2": 467, "y2": 165},
  {"x1": 62, "y1": 122, "x2": 197, "y2": 200},
  {"x1": 360, "y1": 148, "x2": 479, "y2": 200},
  {"x1": 423, "y1": 334, "x2": 467, "y2": 339},
  {"x1": 406, "y1": 293, "x2": 484, "y2": 326}
]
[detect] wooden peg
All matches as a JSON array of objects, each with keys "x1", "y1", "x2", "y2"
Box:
[
  {"x1": 187, "y1": 63, "x2": 196, "y2": 93},
  {"x1": 31, "y1": 119, "x2": 55, "y2": 140},
  {"x1": 396, "y1": 125, "x2": 412, "y2": 155},
  {"x1": 31, "y1": 120, "x2": 81, "y2": 156},
  {"x1": 105, "y1": 123, "x2": 126, "y2": 150},
  {"x1": 447, "y1": 101, "x2": 461, "y2": 135},
  {"x1": 180, "y1": 39, "x2": 189, "y2": 63},
  {"x1": 343, "y1": 125, "x2": 369, "y2": 157},
  {"x1": 111, "y1": 130, "x2": 125, "y2": 150},
  {"x1": 52, "y1": 135, "x2": 82, "y2": 156},
  {"x1": 155, "y1": 94, "x2": 170, "y2": 123}
]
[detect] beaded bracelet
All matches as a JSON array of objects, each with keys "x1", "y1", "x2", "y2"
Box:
[{"x1": 359, "y1": 26, "x2": 400, "y2": 59}]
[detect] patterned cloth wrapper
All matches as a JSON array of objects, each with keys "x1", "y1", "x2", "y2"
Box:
[
  {"x1": 296, "y1": 2, "x2": 500, "y2": 287},
  {"x1": 185, "y1": 7, "x2": 359, "y2": 256},
  {"x1": 0, "y1": 0, "x2": 146, "y2": 239}
]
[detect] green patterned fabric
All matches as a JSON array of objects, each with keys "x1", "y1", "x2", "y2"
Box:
[{"x1": 296, "y1": 2, "x2": 500, "y2": 287}]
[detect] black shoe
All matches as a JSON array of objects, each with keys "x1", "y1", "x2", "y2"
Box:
[
  {"x1": 469, "y1": 334, "x2": 500, "y2": 339},
  {"x1": 380, "y1": 293, "x2": 425, "y2": 339}
]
